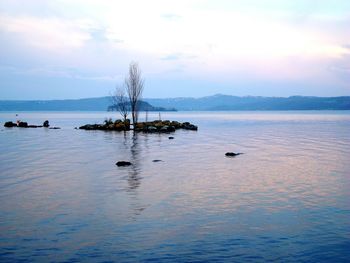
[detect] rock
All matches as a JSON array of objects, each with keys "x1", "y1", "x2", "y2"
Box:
[
  {"x1": 17, "y1": 122, "x2": 28, "y2": 128},
  {"x1": 168, "y1": 136, "x2": 174, "y2": 139},
  {"x1": 116, "y1": 161, "x2": 132, "y2": 166},
  {"x1": 27, "y1": 125, "x2": 42, "y2": 128},
  {"x1": 225, "y1": 152, "x2": 242, "y2": 157},
  {"x1": 49, "y1": 127, "x2": 61, "y2": 129},
  {"x1": 152, "y1": 160, "x2": 163, "y2": 162},
  {"x1": 147, "y1": 126, "x2": 157, "y2": 132},
  {"x1": 4, "y1": 121, "x2": 16, "y2": 127},
  {"x1": 79, "y1": 124, "x2": 98, "y2": 130},
  {"x1": 182, "y1": 122, "x2": 198, "y2": 131},
  {"x1": 43, "y1": 120, "x2": 50, "y2": 127},
  {"x1": 160, "y1": 125, "x2": 169, "y2": 132}
]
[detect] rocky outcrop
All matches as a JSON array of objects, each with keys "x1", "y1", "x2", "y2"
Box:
[
  {"x1": 182, "y1": 122, "x2": 198, "y2": 131},
  {"x1": 79, "y1": 119, "x2": 130, "y2": 131},
  {"x1": 17, "y1": 122, "x2": 28, "y2": 127},
  {"x1": 134, "y1": 120, "x2": 197, "y2": 133},
  {"x1": 4, "y1": 121, "x2": 16, "y2": 127},
  {"x1": 80, "y1": 119, "x2": 198, "y2": 133},
  {"x1": 3, "y1": 120, "x2": 57, "y2": 129}
]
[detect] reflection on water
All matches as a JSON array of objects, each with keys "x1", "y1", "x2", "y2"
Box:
[
  {"x1": 0, "y1": 111, "x2": 349, "y2": 262},
  {"x1": 128, "y1": 132, "x2": 141, "y2": 191}
]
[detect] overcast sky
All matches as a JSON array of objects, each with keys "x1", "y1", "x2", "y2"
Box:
[{"x1": 0, "y1": 0, "x2": 349, "y2": 99}]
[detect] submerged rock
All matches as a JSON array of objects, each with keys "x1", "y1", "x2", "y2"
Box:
[
  {"x1": 152, "y1": 160, "x2": 163, "y2": 162},
  {"x1": 116, "y1": 161, "x2": 132, "y2": 166},
  {"x1": 49, "y1": 127, "x2": 61, "y2": 129},
  {"x1": 225, "y1": 152, "x2": 242, "y2": 157}
]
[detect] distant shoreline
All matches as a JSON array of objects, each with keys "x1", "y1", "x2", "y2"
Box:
[{"x1": 0, "y1": 94, "x2": 349, "y2": 111}]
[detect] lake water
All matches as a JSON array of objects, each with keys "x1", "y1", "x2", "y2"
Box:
[{"x1": 0, "y1": 111, "x2": 349, "y2": 262}]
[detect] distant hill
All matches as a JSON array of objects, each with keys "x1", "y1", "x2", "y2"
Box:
[
  {"x1": 0, "y1": 94, "x2": 349, "y2": 111},
  {"x1": 0, "y1": 97, "x2": 176, "y2": 111},
  {"x1": 145, "y1": 94, "x2": 350, "y2": 111}
]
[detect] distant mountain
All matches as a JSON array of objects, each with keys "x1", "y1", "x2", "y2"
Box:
[
  {"x1": 145, "y1": 94, "x2": 350, "y2": 111},
  {"x1": 0, "y1": 94, "x2": 349, "y2": 111},
  {"x1": 0, "y1": 97, "x2": 111, "y2": 111},
  {"x1": 0, "y1": 97, "x2": 176, "y2": 111}
]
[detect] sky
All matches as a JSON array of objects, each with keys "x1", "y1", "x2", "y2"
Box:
[{"x1": 0, "y1": 0, "x2": 349, "y2": 100}]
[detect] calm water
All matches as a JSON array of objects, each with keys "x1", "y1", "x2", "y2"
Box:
[{"x1": 0, "y1": 111, "x2": 349, "y2": 262}]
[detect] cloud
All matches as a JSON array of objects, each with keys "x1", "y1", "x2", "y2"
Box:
[
  {"x1": 0, "y1": 15, "x2": 92, "y2": 50},
  {"x1": 161, "y1": 13, "x2": 182, "y2": 20},
  {"x1": 0, "y1": 65, "x2": 122, "y2": 81},
  {"x1": 329, "y1": 65, "x2": 350, "y2": 73},
  {"x1": 161, "y1": 53, "x2": 197, "y2": 61}
]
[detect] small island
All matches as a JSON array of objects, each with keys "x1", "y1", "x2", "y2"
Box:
[{"x1": 79, "y1": 63, "x2": 198, "y2": 133}]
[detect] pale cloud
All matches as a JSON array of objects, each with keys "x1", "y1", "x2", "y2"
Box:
[
  {"x1": 0, "y1": 15, "x2": 92, "y2": 50},
  {"x1": 0, "y1": 64, "x2": 122, "y2": 81}
]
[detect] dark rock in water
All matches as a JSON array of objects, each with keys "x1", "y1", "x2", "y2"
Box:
[
  {"x1": 225, "y1": 152, "x2": 242, "y2": 157},
  {"x1": 18, "y1": 122, "x2": 28, "y2": 128},
  {"x1": 152, "y1": 160, "x2": 163, "y2": 162},
  {"x1": 160, "y1": 125, "x2": 169, "y2": 132},
  {"x1": 79, "y1": 120, "x2": 130, "y2": 131},
  {"x1": 4, "y1": 120, "x2": 51, "y2": 128},
  {"x1": 79, "y1": 124, "x2": 100, "y2": 130},
  {"x1": 116, "y1": 161, "x2": 132, "y2": 166},
  {"x1": 49, "y1": 127, "x2": 61, "y2": 129},
  {"x1": 182, "y1": 122, "x2": 198, "y2": 131},
  {"x1": 4, "y1": 121, "x2": 16, "y2": 127},
  {"x1": 43, "y1": 120, "x2": 50, "y2": 127},
  {"x1": 168, "y1": 136, "x2": 174, "y2": 139},
  {"x1": 147, "y1": 126, "x2": 157, "y2": 132}
]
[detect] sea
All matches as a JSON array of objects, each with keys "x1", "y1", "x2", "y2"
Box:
[{"x1": 0, "y1": 111, "x2": 349, "y2": 262}]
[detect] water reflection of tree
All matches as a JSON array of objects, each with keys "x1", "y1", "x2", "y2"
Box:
[
  {"x1": 127, "y1": 132, "x2": 142, "y2": 191},
  {"x1": 125, "y1": 132, "x2": 153, "y2": 220}
]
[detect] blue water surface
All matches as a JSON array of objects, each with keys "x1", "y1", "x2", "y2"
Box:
[{"x1": 0, "y1": 111, "x2": 349, "y2": 262}]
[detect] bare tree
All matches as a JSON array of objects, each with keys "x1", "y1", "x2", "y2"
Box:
[
  {"x1": 112, "y1": 86, "x2": 129, "y2": 123},
  {"x1": 125, "y1": 62, "x2": 144, "y2": 126}
]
